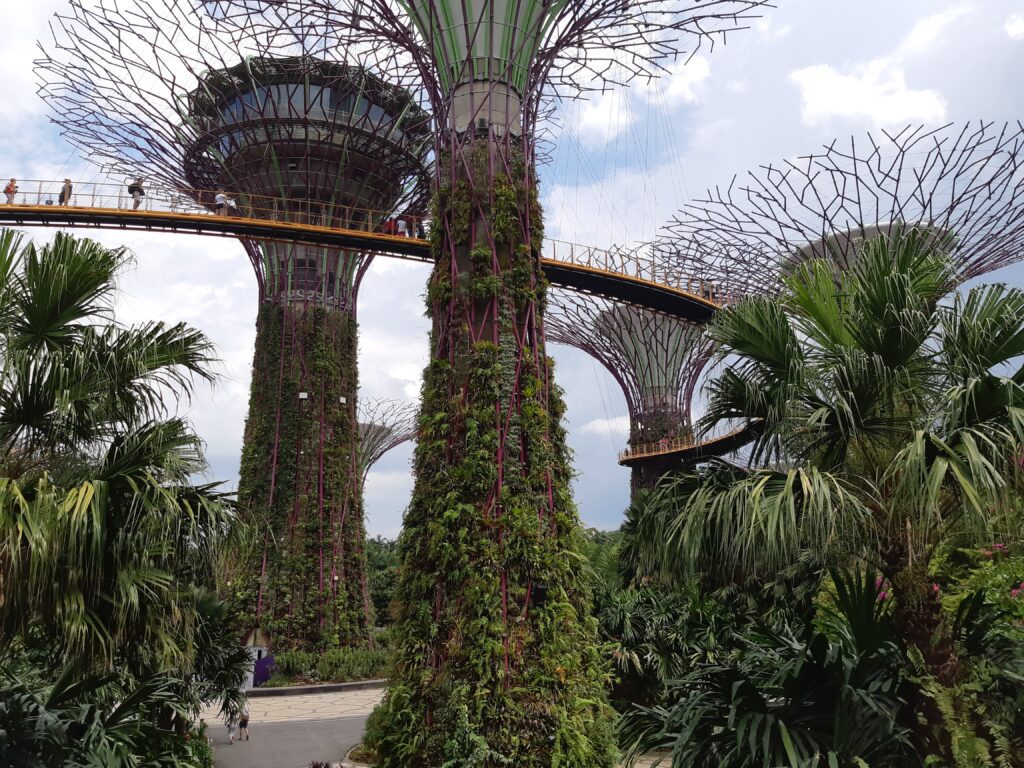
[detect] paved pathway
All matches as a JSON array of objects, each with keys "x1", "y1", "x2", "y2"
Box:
[
  {"x1": 200, "y1": 689, "x2": 381, "y2": 768},
  {"x1": 200, "y1": 688, "x2": 664, "y2": 768}
]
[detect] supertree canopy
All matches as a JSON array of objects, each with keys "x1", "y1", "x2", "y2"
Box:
[
  {"x1": 546, "y1": 290, "x2": 715, "y2": 491},
  {"x1": 210, "y1": 0, "x2": 773, "y2": 764},
  {"x1": 356, "y1": 397, "x2": 418, "y2": 486},
  {"x1": 37, "y1": 0, "x2": 433, "y2": 650},
  {"x1": 657, "y1": 122, "x2": 1024, "y2": 296}
]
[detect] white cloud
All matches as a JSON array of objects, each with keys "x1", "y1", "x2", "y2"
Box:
[
  {"x1": 789, "y1": 6, "x2": 971, "y2": 128},
  {"x1": 1005, "y1": 13, "x2": 1024, "y2": 39},
  {"x1": 898, "y1": 5, "x2": 973, "y2": 56},
  {"x1": 636, "y1": 56, "x2": 711, "y2": 107},
  {"x1": 756, "y1": 18, "x2": 793, "y2": 40},
  {"x1": 790, "y1": 61, "x2": 947, "y2": 127},
  {"x1": 578, "y1": 415, "x2": 630, "y2": 438},
  {"x1": 574, "y1": 89, "x2": 635, "y2": 150}
]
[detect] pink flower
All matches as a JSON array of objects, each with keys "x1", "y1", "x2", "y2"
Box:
[
  {"x1": 877, "y1": 591, "x2": 888, "y2": 602},
  {"x1": 932, "y1": 583, "x2": 941, "y2": 595},
  {"x1": 994, "y1": 543, "x2": 1008, "y2": 551}
]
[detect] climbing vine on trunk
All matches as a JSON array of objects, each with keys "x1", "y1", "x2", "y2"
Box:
[
  {"x1": 365, "y1": 140, "x2": 617, "y2": 767},
  {"x1": 232, "y1": 302, "x2": 369, "y2": 651}
]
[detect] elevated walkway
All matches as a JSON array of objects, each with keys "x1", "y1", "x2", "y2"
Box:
[
  {"x1": 0, "y1": 180, "x2": 728, "y2": 321},
  {"x1": 618, "y1": 421, "x2": 764, "y2": 468}
]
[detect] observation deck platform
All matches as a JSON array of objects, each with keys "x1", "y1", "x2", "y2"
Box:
[{"x1": 618, "y1": 421, "x2": 763, "y2": 468}]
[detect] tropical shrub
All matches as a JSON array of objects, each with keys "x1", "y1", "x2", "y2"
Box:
[
  {"x1": 0, "y1": 231, "x2": 246, "y2": 766},
  {"x1": 266, "y1": 647, "x2": 390, "y2": 686},
  {"x1": 619, "y1": 571, "x2": 915, "y2": 768},
  {"x1": 633, "y1": 230, "x2": 1024, "y2": 762}
]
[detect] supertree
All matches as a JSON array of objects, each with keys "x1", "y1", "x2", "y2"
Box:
[
  {"x1": 36, "y1": 0, "x2": 433, "y2": 650},
  {"x1": 209, "y1": 0, "x2": 774, "y2": 764},
  {"x1": 657, "y1": 122, "x2": 1024, "y2": 296},
  {"x1": 546, "y1": 290, "x2": 715, "y2": 492},
  {"x1": 356, "y1": 397, "x2": 418, "y2": 487}
]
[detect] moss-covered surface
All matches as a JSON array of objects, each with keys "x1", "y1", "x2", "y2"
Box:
[
  {"x1": 232, "y1": 302, "x2": 369, "y2": 650},
  {"x1": 364, "y1": 140, "x2": 617, "y2": 767}
]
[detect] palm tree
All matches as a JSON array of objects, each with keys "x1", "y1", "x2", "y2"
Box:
[
  {"x1": 635, "y1": 228, "x2": 1024, "y2": 759},
  {"x1": 0, "y1": 230, "x2": 245, "y2": 764}
]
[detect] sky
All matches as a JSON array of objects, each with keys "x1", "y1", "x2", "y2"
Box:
[{"x1": 2, "y1": 0, "x2": 1024, "y2": 536}]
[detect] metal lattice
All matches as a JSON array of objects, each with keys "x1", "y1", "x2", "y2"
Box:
[
  {"x1": 546, "y1": 288, "x2": 714, "y2": 451},
  {"x1": 37, "y1": 0, "x2": 433, "y2": 311},
  {"x1": 657, "y1": 122, "x2": 1024, "y2": 295},
  {"x1": 356, "y1": 397, "x2": 418, "y2": 485}
]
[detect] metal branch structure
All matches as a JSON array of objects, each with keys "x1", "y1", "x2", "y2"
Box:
[
  {"x1": 204, "y1": 1, "x2": 774, "y2": 763},
  {"x1": 37, "y1": 0, "x2": 433, "y2": 650},
  {"x1": 546, "y1": 290, "x2": 715, "y2": 492},
  {"x1": 356, "y1": 397, "x2": 418, "y2": 485},
  {"x1": 658, "y1": 122, "x2": 1024, "y2": 295}
]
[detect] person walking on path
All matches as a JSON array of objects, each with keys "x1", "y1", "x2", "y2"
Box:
[
  {"x1": 127, "y1": 177, "x2": 145, "y2": 210},
  {"x1": 396, "y1": 216, "x2": 408, "y2": 237},
  {"x1": 226, "y1": 709, "x2": 239, "y2": 745},
  {"x1": 238, "y1": 706, "x2": 250, "y2": 741},
  {"x1": 58, "y1": 179, "x2": 73, "y2": 206},
  {"x1": 4, "y1": 179, "x2": 16, "y2": 205}
]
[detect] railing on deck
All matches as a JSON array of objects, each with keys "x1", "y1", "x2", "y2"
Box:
[
  {"x1": 618, "y1": 435, "x2": 697, "y2": 462},
  {"x1": 2, "y1": 179, "x2": 730, "y2": 305},
  {"x1": 2, "y1": 179, "x2": 429, "y2": 236},
  {"x1": 546, "y1": 238, "x2": 735, "y2": 306},
  {"x1": 618, "y1": 423, "x2": 755, "y2": 463}
]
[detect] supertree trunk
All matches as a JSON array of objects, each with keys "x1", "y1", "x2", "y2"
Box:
[
  {"x1": 364, "y1": 132, "x2": 617, "y2": 766},
  {"x1": 236, "y1": 295, "x2": 368, "y2": 650}
]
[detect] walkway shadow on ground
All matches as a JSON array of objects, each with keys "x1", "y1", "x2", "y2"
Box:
[{"x1": 208, "y1": 714, "x2": 367, "y2": 768}]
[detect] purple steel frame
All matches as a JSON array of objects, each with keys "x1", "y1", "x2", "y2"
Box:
[
  {"x1": 657, "y1": 122, "x2": 1024, "y2": 295},
  {"x1": 546, "y1": 289, "x2": 715, "y2": 491}
]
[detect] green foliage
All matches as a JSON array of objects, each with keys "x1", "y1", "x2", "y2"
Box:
[
  {"x1": 633, "y1": 230, "x2": 1024, "y2": 761},
  {"x1": 365, "y1": 141, "x2": 616, "y2": 766},
  {"x1": 233, "y1": 301, "x2": 367, "y2": 650},
  {"x1": 265, "y1": 646, "x2": 389, "y2": 686},
  {"x1": 366, "y1": 536, "x2": 400, "y2": 626},
  {"x1": 620, "y1": 570, "x2": 914, "y2": 768},
  {"x1": 0, "y1": 231, "x2": 246, "y2": 766},
  {"x1": 0, "y1": 662, "x2": 201, "y2": 768}
]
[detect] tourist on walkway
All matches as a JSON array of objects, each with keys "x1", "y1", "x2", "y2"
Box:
[
  {"x1": 396, "y1": 216, "x2": 409, "y2": 237},
  {"x1": 214, "y1": 189, "x2": 228, "y2": 216},
  {"x1": 127, "y1": 177, "x2": 145, "y2": 210},
  {"x1": 58, "y1": 179, "x2": 73, "y2": 207},
  {"x1": 4, "y1": 179, "x2": 16, "y2": 205}
]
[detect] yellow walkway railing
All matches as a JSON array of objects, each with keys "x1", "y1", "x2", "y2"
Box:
[{"x1": 1, "y1": 178, "x2": 733, "y2": 308}]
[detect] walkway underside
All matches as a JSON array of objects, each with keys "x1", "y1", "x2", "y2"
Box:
[{"x1": 0, "y1": 206, "x2": 717, "y2": 322}]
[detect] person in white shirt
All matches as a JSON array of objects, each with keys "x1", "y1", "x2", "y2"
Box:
[
  {"x1": 396, "y1": 217, "x2": 408, "y2": 237},
  {"x1": 127, "y1": 177, "x2": 145, "y2": 210},
  {"x1": 214, "y1": 190, "x2": 227, "y2": 216}
]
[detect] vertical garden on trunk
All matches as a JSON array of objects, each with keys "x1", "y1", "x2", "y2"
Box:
[
  {"x1": 234, "y1": 301, "x2": 368, "y2": 650},
  {"x1": 364, "y1": 140, "x2": 617, "y2": 766}
]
